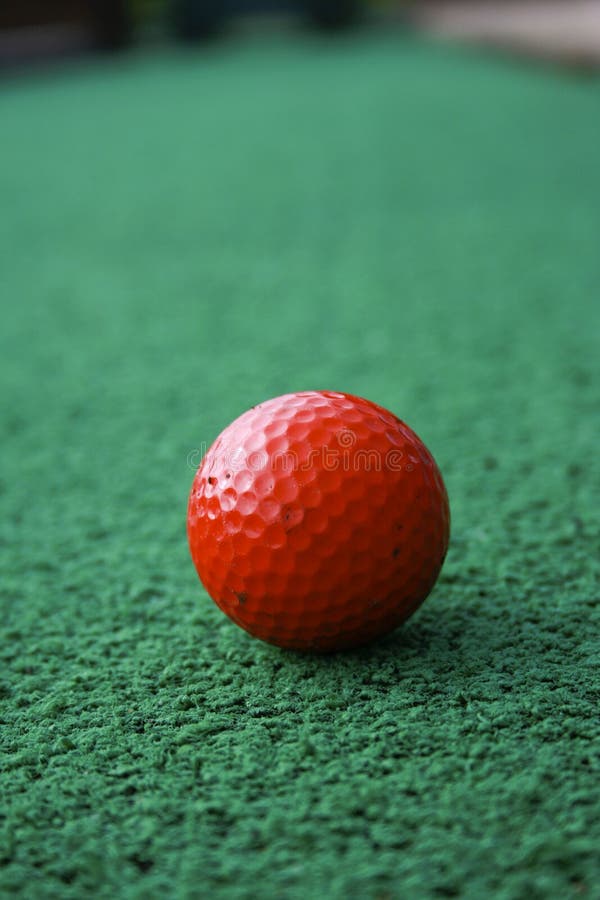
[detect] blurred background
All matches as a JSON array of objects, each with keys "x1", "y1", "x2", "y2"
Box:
[
  {"x1": 1, "y1": 0, "x2": 598, "y2": 539},
  {"x1": 2, "y1": 1, "x2": 600, "y2": 67}
]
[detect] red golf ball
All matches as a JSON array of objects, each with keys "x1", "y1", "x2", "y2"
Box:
[{"x1": 187, "y1": 391, "x2": 450, "y2": 652}]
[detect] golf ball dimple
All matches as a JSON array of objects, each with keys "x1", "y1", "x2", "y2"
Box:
[{"x1": 187, "y1": 391, "x2": 450, "y2": 652}]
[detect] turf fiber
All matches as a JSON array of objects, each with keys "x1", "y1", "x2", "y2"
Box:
[{"x1": 1, "y1": 28, "x2": 599, "y2": 900}]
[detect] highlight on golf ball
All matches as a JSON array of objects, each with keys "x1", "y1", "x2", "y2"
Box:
[{"x1": 187, "y1": 391, "x2": 450, "y2": 652}]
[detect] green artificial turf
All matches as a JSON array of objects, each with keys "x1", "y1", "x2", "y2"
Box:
[{"x1": 1, "y1": 28, "x2": 599, "y2": 900}]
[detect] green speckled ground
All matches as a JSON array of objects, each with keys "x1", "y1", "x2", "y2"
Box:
[{"x1": 1, "y1": 30, "x2": 599, "y2": 900}]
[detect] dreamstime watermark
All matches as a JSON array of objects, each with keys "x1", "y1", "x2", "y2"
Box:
[{"x1": 186, "y1": 429, "x2": 412, "y2": 474}]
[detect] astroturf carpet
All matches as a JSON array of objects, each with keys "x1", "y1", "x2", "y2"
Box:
[{"x1": 1, "y1": 28, "x2": 599, "y2": 900}]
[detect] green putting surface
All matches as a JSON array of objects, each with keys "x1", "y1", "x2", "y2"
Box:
[{"x1": 1, "y1": 29, "x2": 599, "y2": 899}]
